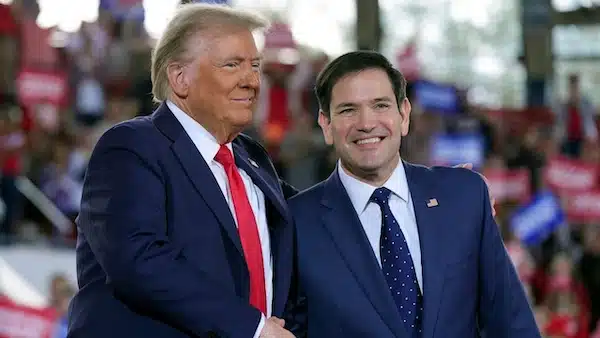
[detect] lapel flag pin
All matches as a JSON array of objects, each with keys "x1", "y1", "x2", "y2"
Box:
[
  {"x1": 427, "y1": 198, "x2": 438, "y2": 207},
  {"x1": 249, "y1": 159, "x2": 259, "y2": 168}
]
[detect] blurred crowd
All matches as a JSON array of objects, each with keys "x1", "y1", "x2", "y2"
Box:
[{"x1": 1, "y1": 1, "x2": 600, "y2": 338}]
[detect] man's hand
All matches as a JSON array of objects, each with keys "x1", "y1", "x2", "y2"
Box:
[
  {"x1": 455, "y1": 163, "x2": 497, "y2": 217},
  {"x1": 260, "y1": 316, "x2": 294, "y2": 338}
]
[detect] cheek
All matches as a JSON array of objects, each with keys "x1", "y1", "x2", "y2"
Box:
[
  {"x1": 331, "y1": 124, "x2": 351, "y2": 143},
  {"x1": 191, "y1": 71, "x2": 228, "y2": 97},
  {"x1": 386, "y1": 117, "x2": 405, "y2": 135},
  {"x1": 188, "y1": 76, "x2": 210, "y2": 101}
]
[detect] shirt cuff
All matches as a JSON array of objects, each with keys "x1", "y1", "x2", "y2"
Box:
[{"x1": 253, "y1": 314, "x2": 266, "y2": 338}]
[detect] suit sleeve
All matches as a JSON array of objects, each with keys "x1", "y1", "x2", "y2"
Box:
[
  {"x1": 283, "y1": 220, "x2": 307, "y2": 337},
  {"x1": 78, "y1": 126, "x2": 261, "y2": 338},
  {"x1": 475, "y1": 177, "x2": 541, "y2": 338}
]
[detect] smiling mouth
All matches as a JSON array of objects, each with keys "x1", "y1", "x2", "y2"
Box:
[
  {"x1": 354, "y1": 137, "x2": 385, "y2": 145},
  {"x1": 232, "y1": 97, "x2": 254, "y2": 103}
]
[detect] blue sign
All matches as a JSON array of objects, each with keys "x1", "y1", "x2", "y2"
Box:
[
  {"x1": 430, "y1": 133, "x2": 484, "y2": 169},
  {"x1": 413, "y1": 80, "x2": 459, "y2": 114},
  {"x1": 100, "y1": 0, "x2": 145, "y2": 21},
  {"x1": 510, "y1": 191, "x2": 564, "y2": 246}
]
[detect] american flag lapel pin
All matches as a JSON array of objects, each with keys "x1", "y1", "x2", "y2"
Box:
[{"x1": 427, "y1": 198, "x2": 438, "y2": 208}]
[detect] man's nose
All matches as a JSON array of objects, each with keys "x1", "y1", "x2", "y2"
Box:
[
  {"x1": 239, "y1": 67, "x2": 260, "y2": 89},
  {"x1": 356, "y1": 109, "x2": 377, "y2": 131}
]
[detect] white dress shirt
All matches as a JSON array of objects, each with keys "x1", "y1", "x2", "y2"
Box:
[
  {"x1": 338, "y1": 159, "x2": 424, "y2": 293},
  {"x1": 168, "y1": 101, "x2": 272, "y2": 337}
]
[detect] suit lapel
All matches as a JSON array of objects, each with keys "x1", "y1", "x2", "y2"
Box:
[
  {"x1": 232, "y1": 143, "x2": 291, "y2": 225},
  {"x1": 232, "y1": 142, "x2": 293, "y2": 315},
  {"x1": 152, "y1": 103, "x2": 293, "y2": 315},
  {"x1": 152, "y1": 104, "x2": 243, "y2": 255},
  {"x1": 321, "y1": 171, "x2": 407, "y2": 337},
  {"x1": 404, "y1": 162, "x2": 447, "y2": 338}
]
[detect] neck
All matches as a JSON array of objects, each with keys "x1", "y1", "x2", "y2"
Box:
[
  {"x1": 169, "y1": 98, "x2": 238, "y2": 144},
  {"x1": 340, "y1": 156, "x2": 400, "y2": 187}
]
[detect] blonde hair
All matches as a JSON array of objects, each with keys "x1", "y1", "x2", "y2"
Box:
[{"x1": 151, "y1": 3, "x2": 269, "y2": 103}]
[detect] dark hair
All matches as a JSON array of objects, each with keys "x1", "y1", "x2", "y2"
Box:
[
  {"x1": 568, "y1": 73, "x2": 579, "y2": 84},
  {"x1": 314, "y1": 50, "x2": 407, "y2": 117}
]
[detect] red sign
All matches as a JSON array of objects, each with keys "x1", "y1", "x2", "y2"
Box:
[
  {"x1": 16, "y1": 69, "x2": 68, "y2": 108},
  {"x1": 0, "y1": 297, "x2": 58, "y2": 338},
  {"x1": 562, "y1": 190, "x2": 600, "y2": 223},
  {"x1": 544, "y1": 156, "x2": 598, "y2": 193},
  {"x1": 483, "y1": 168, "x2": 531, "y2": 203}
]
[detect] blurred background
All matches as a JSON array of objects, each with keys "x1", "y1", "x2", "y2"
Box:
[{"x1": 0, "y1": 0, "x2": 600, "y2": 336}]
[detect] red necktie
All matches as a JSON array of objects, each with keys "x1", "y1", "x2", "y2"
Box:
[{"x1": 214, "y1": 145, "x2": 267, "y2": 314}]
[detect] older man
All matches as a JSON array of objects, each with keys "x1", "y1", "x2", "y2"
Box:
[{"x1": 68, "y1": 4, "x2": 295, "y2": 338}]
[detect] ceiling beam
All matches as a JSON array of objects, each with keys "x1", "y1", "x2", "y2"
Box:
[{"x1": 553, "y1": 6, "x2": 600, "y2": 25}]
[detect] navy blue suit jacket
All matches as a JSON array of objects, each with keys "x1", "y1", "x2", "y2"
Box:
[
  {"x1": 286, "y1": 162, "x2": 540, "y2": 338},
  {"x1": 68, "y1": 103, "x2": 297, "y2": 338}
]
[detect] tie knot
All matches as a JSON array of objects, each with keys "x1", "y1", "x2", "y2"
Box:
[
  {"x1": 370, "y1": 187, "x2": 392, "y2": 206},
  {"x1": 214, "y1": 145, "x2": 235, "y2": 168}
]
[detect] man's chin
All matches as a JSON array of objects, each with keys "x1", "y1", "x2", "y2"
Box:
[
  {"x1": 344, "y1": 160, "x2": 383, "y2": 176},
  {"x1": 230, "y1": 112, "x2": 253, "y2": 128},
  {"x1": 343, "y1": 155, "x2": 399, "y2": 180},
  {"x1": 354, "y1": 156, "x2": 386, "y2": 170}
]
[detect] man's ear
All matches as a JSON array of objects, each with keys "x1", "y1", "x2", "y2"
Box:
[
  {"x1": 399, "y1": 97, "x2": 412, "y2": 136},
  {"x1": 318, "y1": 111, "x2": 333, "y2": 145},
  {"x1": 166, "y1": 63, "x2": 190, "y2": 99}
]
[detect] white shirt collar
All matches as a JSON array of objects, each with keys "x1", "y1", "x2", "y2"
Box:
[
  {"x1": 166, "y1": 100, "x2": 233, "y2": 165},
  {"x1": 338, "y1": 158, "x2": 409, "y2": 215}
]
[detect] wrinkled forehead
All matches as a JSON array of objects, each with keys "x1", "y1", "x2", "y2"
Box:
[{"x1": 184, "y1": 26, "x2": 260, "y2": 62}]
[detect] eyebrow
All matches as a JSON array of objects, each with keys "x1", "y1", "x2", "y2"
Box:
[
  {"x1": 224, "y1": 56, "x2": 262, "y2": 63},
  {"x1": 333, "y1": 96, "x2": 394, "y2": 110},
  {"x1": 372, "y1": 96, "x2": 394, "y2": 103}
]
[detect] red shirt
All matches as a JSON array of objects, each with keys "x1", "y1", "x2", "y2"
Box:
[
  {"x1": 267, "y1": 85, "x2": 290, "y2": 133},
  {"x1": 0, "y1": 5, "x2": 18, "y2": 36},
  {"x1": 1, "y1": 131, "x2": 24, "y2": 176},
  {"x1": 0, "y1": 102, "x2": 28, "y2": 176},
  {"x1": 263, "y1": 85, "x2": 290, "y2": 148},
  {"x1": 545, "y1": 313, "x2": 578, "y2": 337},
  {"x1": 567, "y1": 104, "x2": 583, "y2": 140}
]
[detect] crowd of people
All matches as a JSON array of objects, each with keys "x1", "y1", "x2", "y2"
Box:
[{"x1": 0, "y1": 1, "x2": 600, "y2": 337}]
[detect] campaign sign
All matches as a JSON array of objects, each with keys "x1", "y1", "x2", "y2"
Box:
[
  {"x1": 0, "y1": 297, "x2": 58, "y2": 338},
  {"x1": 430, "y1": 133, "x2": 484, "y2": 169},
  {"x1": 561, "y1": 190, "x2": 600, "y2": 223},
  {"x1": 413, "y1": 80, "x2": 459, "y2": 114},
  {"x1": 544, "y1": 156, "x2": 598, "y2": 193},
  {"x1": 16, "y1": 69, "x2": 68, "y2": 108},
  {"x1": 483, "y1": 168, "x2": 531, "y2": 203},
  {"x1": 510, "y1": 191, "x2": 564, "y2": 246}
]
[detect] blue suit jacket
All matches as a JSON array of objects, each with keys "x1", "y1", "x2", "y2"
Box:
[
  {"x1": 68, "y1": 103, "x2": 297, "y2": 338},
  {"x1": 286, "y1": 162, "x2": 540, "y2": 338}
]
